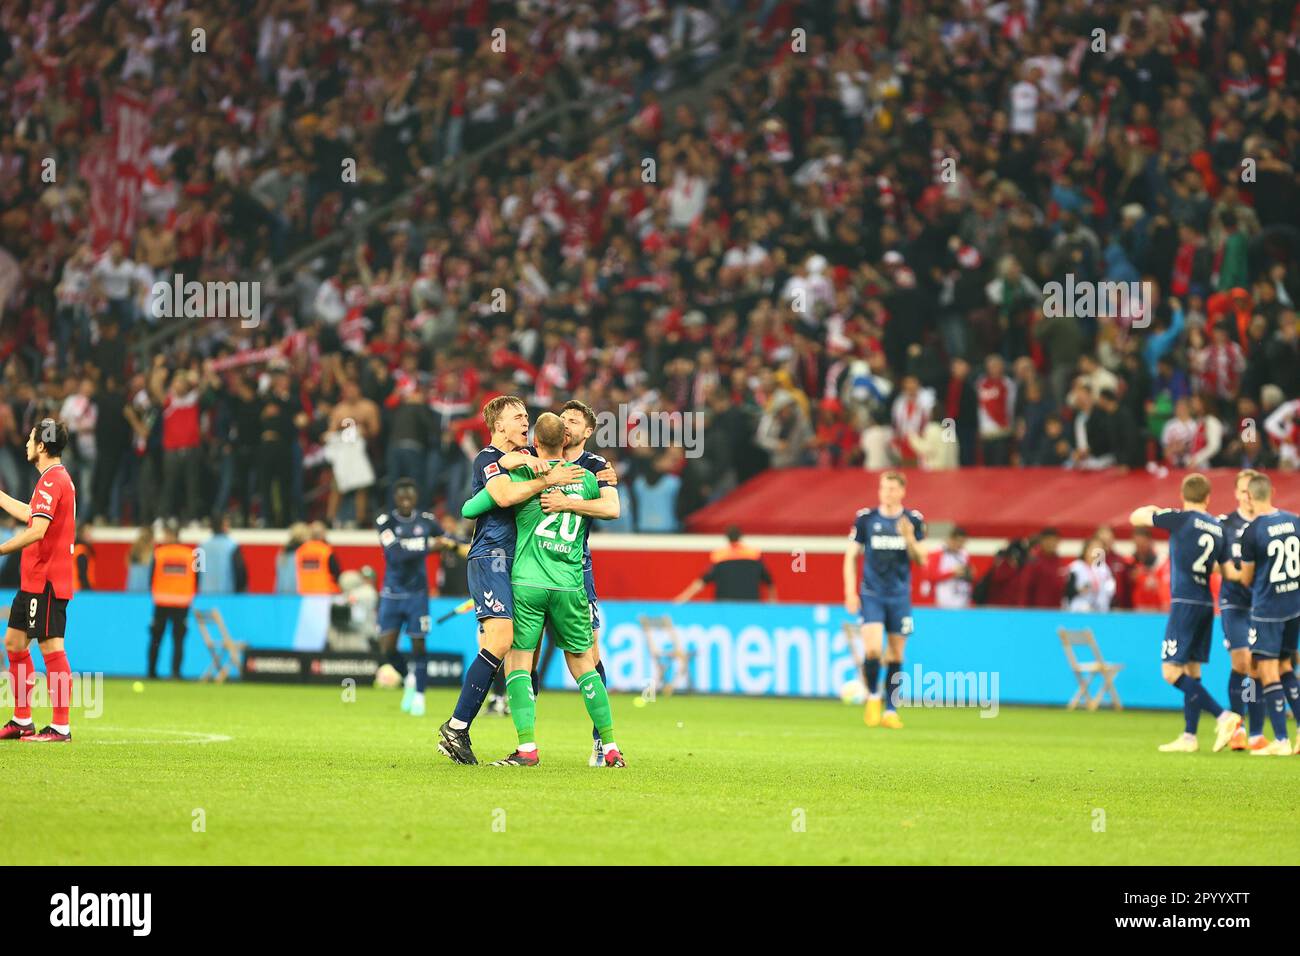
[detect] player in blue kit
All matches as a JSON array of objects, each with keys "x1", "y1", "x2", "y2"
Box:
[
  {"x1": 1217, "y1": 469, "x2": 1266, "y2": 750},
  {"x1": 843, "y1": 471, "x2": 925, "y2": 729},
  {"x1": 1130, "y1": 473, "x2": 1241, "y2": 753},
  {"x1": 437, "y1": 396, "x2": 585, "y2": 764},
  {"x1": 1221, "y1": 472, "x2": 1300, "y2": 756},
  {"x1": 376, "y1": 478, "x2": 463, "y2": 717}
]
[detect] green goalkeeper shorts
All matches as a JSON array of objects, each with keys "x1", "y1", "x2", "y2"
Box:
[{"x1": 512, "y1": 584, "x2": 593, "y2": 654}]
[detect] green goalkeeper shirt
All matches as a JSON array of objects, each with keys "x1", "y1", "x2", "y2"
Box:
[{"x1": 505, "y1": 463, "x2": 600, "y2": 591}]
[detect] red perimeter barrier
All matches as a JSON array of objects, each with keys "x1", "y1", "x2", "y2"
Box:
[{"x1": 685, "y1": 467, "x2": 1300, "y2": 540}]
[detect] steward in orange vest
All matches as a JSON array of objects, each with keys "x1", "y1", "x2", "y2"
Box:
[
  {"x1": 674, "y1": 526, "x2": 775, "y2": 602},
  {"x1": 72, "y1": 539, "x2": 96, "y2": 592},
  {"x1": 148, "y1": 528, "x2": 199, "y2": 680},
  {"x1": 296, "y1": 527, "x2": 341, "y2": 595}
]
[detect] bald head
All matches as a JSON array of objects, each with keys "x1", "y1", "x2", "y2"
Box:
[{"x1": 534, "y1": 412, "x2": 566, "y2": 458}]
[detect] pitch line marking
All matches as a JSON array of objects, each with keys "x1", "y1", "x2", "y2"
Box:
[{"x1": 90, "y1": 726, "x2": 233, "y2": 745}]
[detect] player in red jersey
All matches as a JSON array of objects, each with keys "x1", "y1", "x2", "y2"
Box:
[{"x1": 0, "y1": 420, "x2": 77, "y2": 742}]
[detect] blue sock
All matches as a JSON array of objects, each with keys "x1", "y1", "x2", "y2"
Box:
[
  {"x1": 1228, "y1": 671, "x2": 1246, "y2": 717},
  {"x1": 385, "y1": 647, "x2": 407, "y2": 677},
  {"x1": 592, "y1": 660, "x2": 608, "y2": 741},
  {"x1": 1262, "y1": 682, "x2": 1289, "y2": 740},
  {"x1": 1280, "y1": 671, "x2": 1300, "y2": 723},
  {"x1": 452, "y1": 648, "x2": 501, "y2": 725},
  {"x1": 1186, "y1": 675, "x2": 1223, "y2": 718},
  {"x1": 864, "y1": 658, "x2": 881, "y2": 696},
  {"x1": 412, "y1": 652, "x2": 428, "y2": 693},
  {"x1": 1174, "y1": 675, "x2": 1199, "y2": 734},
  {"x1": 883, "y1": 661, "x2": 903, "y2": 711},
  {"x1": 1245, "y1": 677, "x2": 1265, "y2": 737}
]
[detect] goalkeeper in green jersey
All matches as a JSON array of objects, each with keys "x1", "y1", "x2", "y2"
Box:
[{"x1": 461, "y1": 412, "x2": 625, "y2": 768}]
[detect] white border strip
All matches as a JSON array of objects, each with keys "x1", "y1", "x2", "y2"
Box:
[{"x1": 83, "y1": 527, "x2": 1149, "y2": 558}]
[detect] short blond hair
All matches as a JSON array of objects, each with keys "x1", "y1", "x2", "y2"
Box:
[
  {"x1": 881, "y1": 470, "x2": 906, "y2": 487},
  {"x1": 482, "y1": 395, "x2": 525, "y2": 434}
]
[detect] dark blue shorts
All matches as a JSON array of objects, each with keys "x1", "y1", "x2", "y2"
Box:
[
  {"x1": 1163, "y1": 602, "x2": 1214, "y2": 664},
  {"x1": 1220, "y1": 606, "x2": 1252, "y2": 652},
  {"x1": 1247, "y1": 615, "x2": 1300, "y2": 660},
  {"x1": 584, "y1": 566, "x2": 601, "y2": 634},
  {"x1": 378, "y1": 594, "x2": 430, "y2": 638},
  {"x1": 860, "y1": 591, "x2": 913, "y2": 635},
  {"x1": 468, "y1": 556, "x2": 513, "y2": 621}
]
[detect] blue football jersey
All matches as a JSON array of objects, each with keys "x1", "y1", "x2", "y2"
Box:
[
  {"x1": 1218, "y1": 509, "x2": 1253, "y2": 610},
  {"x1": 1152, "y1": 509, "x2": 1227, "y2": 605},
  {"x1": 1238, "y1": 509, "x2": 1300, "y2": 621},
  {"x1": 377, "y1": 509, "x2": 441, "y2": 598},
  {"x1": 467, "y1": 446, "x2": 518, "y2": 561},
  {"x1": 851, "y1": 507, "x2": 925, "y2": 597}
]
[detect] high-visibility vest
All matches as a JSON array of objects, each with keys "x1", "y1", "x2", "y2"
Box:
[
  {"x1": 708, "y1": 543, "x2": 762, "y2": 564},
  {"x1": 152, "y1": 543, "x2": 197, "y2": 607},
  {"x1": 72, "y1": 543, "x2": 96, "y2": 592},
  {"x1": 296, "y1": 540, "x2": 340, "y2": 594}
]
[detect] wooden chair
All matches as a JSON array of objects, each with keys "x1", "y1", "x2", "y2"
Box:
[
  {"x1": 194, "y1": 608, "x2": 247, "y2": 683},
  {"x1": 1058, "y1": 627, "x2": 1124, "y2": 711},
  {"x1": 638, "y1": 615, "x2": 694, "y2": 696}
]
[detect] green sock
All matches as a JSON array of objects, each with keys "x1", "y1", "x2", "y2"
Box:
[
  {"x1": 577, "y1": 670, "x2": 613, "y2": 743},
  {"x1": 505, "y1": 670, "x2": 535, "y2": 747}
]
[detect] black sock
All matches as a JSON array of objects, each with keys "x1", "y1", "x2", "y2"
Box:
[
  {"x1": 883, "y1": 661, "x2": 903, "y2": 710},
  {"x1": 864, "y1": 658, "x2": 882, "y2": 695},
  {"x1": 386, "y1": 648, "x2": 407, "y2": 678}
]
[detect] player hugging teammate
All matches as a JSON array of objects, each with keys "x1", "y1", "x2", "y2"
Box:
[
  {"x1": 1132, "y1": 471, "x2": 1300, "y2": 756},
  {"x1": 844, "y1": 471, "x2": 925, "y2": 729},
  {"x1": 435, "y1": 396, "x2": 621, "y2": 767}
]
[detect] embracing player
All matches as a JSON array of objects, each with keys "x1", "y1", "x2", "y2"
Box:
[
  {"x1": 0, "y1": 420, "x2": 78, "y2": 742},
  {"x1": 1130, "y1": 473, "x2": 1241, "y2": 753},
  {"x1": 461, "y1": 412, "x2": 623, "y2": 767},
  {"x1": 843, "y1": 471, "x2": 925, "y2": 729},
  {"x1": 1218, "y1": 469, "x2": 1266, "y2": 750},
  {"x1": 1221, "y1": 472, "x2": 1300, "y2": 756},
  {"x1": 532, "y1": 400, "x2": 619, "y2": 765},
  {"x1": 436, "y1": 396, "x2": 585, "y2": 764},
  {"x1": 376, "y1": 477, "x2": 463, "y2": 717}
]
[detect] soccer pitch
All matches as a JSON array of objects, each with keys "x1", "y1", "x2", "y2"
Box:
[{"x1": 2, "y1": 680, "x2": 1295, "y2": 866}]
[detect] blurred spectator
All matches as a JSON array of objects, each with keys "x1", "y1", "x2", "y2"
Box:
[
  {"x1": 924, "y1": 527, "x2": 973, "y2": 609},
  {"x1": 1130, "y1": 528, "x2": 1171, "y2": 611},
  {"x1": 1022, "y1": 528, "x2": 1066, "y2": 609},
  {"x1": 1065, "y1": 536, "x2": 1117, "y2": 613}
]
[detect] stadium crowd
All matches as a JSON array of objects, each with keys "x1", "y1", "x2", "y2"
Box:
[{"x1": 1, "y1": 0, "x2": 1300, "y2": 545}]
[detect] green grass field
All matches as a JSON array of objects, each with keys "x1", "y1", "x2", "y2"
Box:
[{"x1": 1, "y1": 680, "x2": 1296, "y2": 865}]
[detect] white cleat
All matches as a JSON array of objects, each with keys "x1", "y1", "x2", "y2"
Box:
[
  {"x1": 1212, "y1": 711, "x2": 1242, "y2": 753},
  {"x1": 589, "y1": 738, "x2": 605, "y2": 767},
  {"x1": 1158, "y1": 734, "x2": 1199, "y2": 753},
  {"x1": 1250, "y1": 738, "x2": 1291, "y2": 757},
  {"x1": 410, "y1": 694, "x2": 425, "y2": 718}
]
